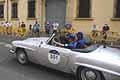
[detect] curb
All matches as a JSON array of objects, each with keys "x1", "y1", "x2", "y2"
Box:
[{"x1": 0, "y1": 42, "x2": 12, "y2": 48}]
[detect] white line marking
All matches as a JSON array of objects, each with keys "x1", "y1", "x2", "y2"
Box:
[
  {"x1": 4, "y1": 44, "x2": 12, "y2": 48},
  {"x1": 0, "y1": 42, "x2": 12, "y2": 48},
  {"x1": 0, "y1": 42, "x2": 6, "y2": 45}
]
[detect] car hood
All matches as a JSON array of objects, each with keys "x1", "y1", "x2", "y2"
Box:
[
  {"x1": 23, "y1": 37, "x2": 49, "y2": 43},
  {"x1": 12, "y1": 37, "x2": 49, "y2": 47}
]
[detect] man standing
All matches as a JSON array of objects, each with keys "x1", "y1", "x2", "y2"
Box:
[
  {"x1": 64, "y1": 23, "x2": 76, "y2": 35},
  {"x1": 91, "y1": 24, "x2": 99, "y2": 43},
  {"x1": 45, "y1": 21, "x2": 50, "y2": 36},
  {"x1": 0, "y1": 22, "x2": 3, "y2": 34},
  {"x1": 4, "y1": 21, "x2": 9, "y2": 35},
  {"x1": 21, "y1": 22, "x2": 26, "y2": 37},
  {"x1": 33, "y1": 21, "x2": 40, "y2": 37},
  {"x1": 8, "y1": 22, "x2": 12, "y2": 35},
  {"x1": 102, "y1": 24, "x2": 110, "y2": 40},
  {"x1": 52, "y1": 22, "x2": 59, "y2": 34}
]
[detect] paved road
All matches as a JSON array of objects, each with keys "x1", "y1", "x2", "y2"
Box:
[
  {"x1": 1, "y1": 35, "x2": 120, "y2": 80},
  {"x1": 0, "y1": 35, "x2": 75, "y2": 80}
]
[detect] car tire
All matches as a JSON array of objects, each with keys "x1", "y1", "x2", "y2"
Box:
[
  {"x1": 76, "y1": 67, "x2": 105, "y2": 80},
  {"x1": 16, "y1": 49, "x2": 29, "y2": 65}
]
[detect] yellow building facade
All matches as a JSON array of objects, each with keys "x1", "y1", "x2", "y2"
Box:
[{"x1": 0, "y1": 0, "x2": 120, "y2": 33}]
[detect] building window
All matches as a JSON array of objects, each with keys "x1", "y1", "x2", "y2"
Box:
[
  {"x1": 11, "y1": 3, "x2": 18, "y2": 18},
  {"x1": 28, "y1": 0, "x2": 35, "y2": 18},
  {"x1": 114, "y1": 0, "x2": 120, "y2": 18},
  {"x1": 77, "y1": 0, "x2": 91, "y2": 18},
  {"x1": 0, "y1": 4, "x2": 4, "y2": 18}
]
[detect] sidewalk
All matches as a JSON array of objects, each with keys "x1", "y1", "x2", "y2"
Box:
[{"x1": 0, "y1": 32, "x2": 49, "y2": 44}]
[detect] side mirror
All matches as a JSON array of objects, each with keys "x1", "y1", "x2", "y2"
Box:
[{"x1": 39, "y1": 41, "x2": 43, "y2": 47}]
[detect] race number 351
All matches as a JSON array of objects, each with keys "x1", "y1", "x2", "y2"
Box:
[{"x1": 48, "y1": 50, "x2": 60, "y2": 64}]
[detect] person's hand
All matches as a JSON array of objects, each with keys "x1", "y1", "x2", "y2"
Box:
[{"x1": 64, "y1": 44, "x2": 68, "y2": 47}]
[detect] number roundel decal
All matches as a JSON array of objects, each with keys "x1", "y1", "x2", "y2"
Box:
[{"x1": 48, "y1": 50, "x2": 60, "y2": 64}]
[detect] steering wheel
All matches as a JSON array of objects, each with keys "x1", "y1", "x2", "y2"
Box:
[
  {"x1": 51, "y1": 37, "x2": 64, "y2": 47},
  {"x1": 51, "y1": 38, "x2": 58, "y2": 46}
]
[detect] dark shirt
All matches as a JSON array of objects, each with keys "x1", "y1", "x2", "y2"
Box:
[
  {"x1": 33, "y1": 24, "x2": 40, "y2": 28},
  {"x1": 103, "y1": 26, "x2": 110, "y2": 31},
  {"x1": 33, "y1": 24, "x2": 40, "y2": 32},
  {"x1": 68, "y1": 42, "x2": 77, "y2": 49},
  {"x1": 45, "y1": 24, "x2": 50, "y2": 30},
  {"x1": 21, "y1": 23, "x2": 26, "y2": 28},
  {"x1": 77, "y1": 39, "x2": 86, "y2": 48}
]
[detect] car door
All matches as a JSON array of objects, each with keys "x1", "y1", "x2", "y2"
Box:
[{"x1": 35, "y1": 42, "x2": 71, "y2": 72}]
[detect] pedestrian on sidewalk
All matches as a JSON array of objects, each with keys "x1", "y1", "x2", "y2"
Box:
[
  {"x1": 29, "y1": 24, "x2": 32, "y2": 32},
  {"x1": 29, "y1": 24, "x2": 33, "y2": 36},
  {"x1": 4, "y1": 21, "x2": 9, "y2": 35},
  {"x1": 8, "y1": 22, "x2": 12, "y2": 35},
  {"x1": 0, "y1": 22, "x2": 4, "y2": 35},
  {"x1": 48, "y1": 23, "x2": 53, "y2": 37},
  {"x1": 52, "y1": 22, "x2": 59, "y2": 34},
  {"x1": 45, "y1": 21, "x2": 50, "y2": 36},
  {"x1": 2, "y1": 22, "x2": 6, "y2": 35},
  {"x1": 102, "y1": 24, "x2": 110, "y2": 40},
  {"x1": 21, "y1": 22, "x2": 26, "y2": 37},
  {"x1": 64, "y1": 23, "x2": 76, "y2": 35},
  {"x1": 33, "y1": 21, "x2": 40, "y2": 37},
  {"x1": 16, "y1": 22, "x2": 22, "y2": 37},
  {"x1": 90, "y1": 24, "x2": 99, "y2": 43}
]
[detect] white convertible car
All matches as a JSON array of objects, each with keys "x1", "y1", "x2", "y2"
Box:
[{"x1": 10, "y1": 33, "x2": 120, "y2": 80}]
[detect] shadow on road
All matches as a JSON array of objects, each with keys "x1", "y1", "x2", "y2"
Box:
[{"x1": 1, "y1": 57, "x2": 75, "y2": 80}]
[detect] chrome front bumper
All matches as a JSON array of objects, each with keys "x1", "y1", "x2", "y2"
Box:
[{"x1": 9, "y1": 49, "x2": 15, "y2": 54}]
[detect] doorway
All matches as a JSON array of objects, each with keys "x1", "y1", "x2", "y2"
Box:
[{"x1": 45, "y1": 0, "x2": 66, "y2": 26}]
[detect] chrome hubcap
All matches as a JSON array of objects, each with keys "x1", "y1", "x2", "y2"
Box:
[
  {"x1": 18, "y1": 53, "x2": 26, "y2": 63},
  {"x1": 85, "y1": 71, "x2": 96, "y2": 80}
]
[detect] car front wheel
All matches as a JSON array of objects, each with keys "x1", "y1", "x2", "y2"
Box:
[
  {"x1": 16, "y1": 49, "x2": 29, "y2": 65},
  {"x1": 77, "y1": 67, "x2": 104, "y2": 80}
]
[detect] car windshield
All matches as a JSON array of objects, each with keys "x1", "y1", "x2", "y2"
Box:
[{"x1": 46, "y1": 33, "x2": 56, "y2": 44}]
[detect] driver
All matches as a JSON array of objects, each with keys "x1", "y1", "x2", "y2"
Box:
[
  {"x1": 53, "y1": 32, "x2": 88, "y2": 49},
  {"x1": 65, "y1": 34, "x2": 77, "y2": 49}
]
